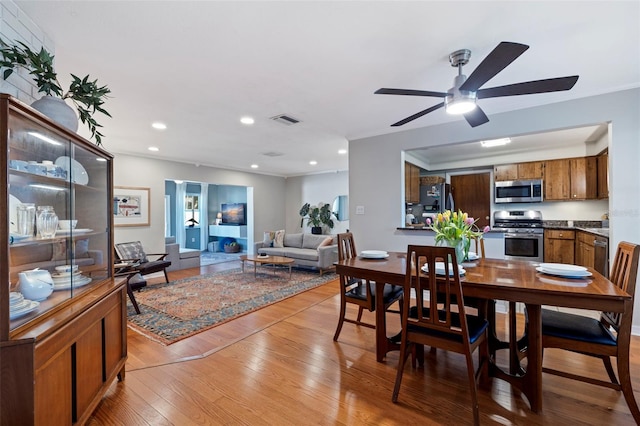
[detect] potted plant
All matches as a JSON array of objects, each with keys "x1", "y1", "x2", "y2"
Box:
[
  {"x1": 0, "y1": 38, "x2": 111, "y2": 146},
  {"x1": 299, "y1": 202, "x2": 335, "y2": 235}
]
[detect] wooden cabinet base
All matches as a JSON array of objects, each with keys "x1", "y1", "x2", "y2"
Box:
[{"x1": 1, "y1": 281, "x2": 127, "y2": 425}]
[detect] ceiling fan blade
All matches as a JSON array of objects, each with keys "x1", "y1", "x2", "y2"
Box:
[
  {"x1": 391, "y1": 102, "x2": 445, "y2": 126},
  {"x1": 375, "y1": 88, "x2": 448, "y2": 98},
  {"x1": 477, "y1": 76, "x2": 579, "y2": 99},
  {"x1": 459, "y1": 42, "x2": 529, "y2": 92},
  {"x1": 464, "y1": 106, "x2": 489, "y2": 127}
]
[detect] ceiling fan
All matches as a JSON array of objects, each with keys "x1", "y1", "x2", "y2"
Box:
[{"x1": 375, "y1": 41, "x2": 579, "y2": 128}]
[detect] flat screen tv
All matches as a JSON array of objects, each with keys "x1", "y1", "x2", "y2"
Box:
[{"x1": 221, "y1": 203, "x2": 246, "y2": 225}]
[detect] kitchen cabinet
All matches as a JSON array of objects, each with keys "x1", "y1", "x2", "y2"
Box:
[
  {"x1": 575, "y1": 230, "x2": 608, "y2": 273},
  {"x1": 0, "y1": 95, "x2": 126, "y2": 425},
  {"x1": 494, "y1": 161, "x2": 544, "y2": 181},
  {"x1": 405, "y1": 162, "x2": 420, "y2": 203},
  {"x1": 544, "y1": 157, "x2": 597, "y2": 201},
  {"x1": 597, "y1": 152, "x2": 608, "y2": 199},
  {"x1": 544, "y1": 229, "x2": 575, "y2": 264}
]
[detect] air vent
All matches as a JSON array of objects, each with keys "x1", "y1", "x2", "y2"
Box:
[
  {"x1": 261, "y1": 151, "x2": 284, "y2": 157},
  {"x1": 270, "y1": 114, "x2": 301, "y2": 126}
]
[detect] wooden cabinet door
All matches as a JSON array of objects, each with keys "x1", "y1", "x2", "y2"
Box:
[
  {"x1": 451, "y1": 173, "x2": 491, "y2": 229},
  {"x1": 570, "y1": 157, "x2": 597, "y2": 199},
  {"x1": 404, "y1": 162, "x2": 420, "y2": 203},
  {"x1": 544, "y1": 230, "x2": 575, "y2": 263},
  {"x1": 575, "y1": 231, "x2": 596, "y2": 268},
  {"x1": 598, "y1": 153, "x2": 609, "y2": 199},
  {"x1": 35, "y1": 347, "x2": 72, "y2": 425},
  {"x1": 494, "y1": 164, "x2": 518, "y2": 181},
  {"x1": 518, "y1": 161, "x2": 544, "y2": 179},
  {"x1": 544, "y1": 159, "x2": 571, "y2": 200}
]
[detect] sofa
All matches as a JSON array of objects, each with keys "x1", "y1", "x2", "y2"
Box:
[
  {"x1": 254, "y1": 232, "x2": 337, "y2": 275},
  {"x1": 165, "y1": 237, "x2": 202, "y2": 271}
]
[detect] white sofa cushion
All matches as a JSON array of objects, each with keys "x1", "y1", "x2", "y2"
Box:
[{"x1": 284, "y1": 233, "x2": 303, "y2": 248}]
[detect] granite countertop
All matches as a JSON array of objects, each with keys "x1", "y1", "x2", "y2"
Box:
[{"x1": 542, "y1": 224, "x2": 609, "y2": 238}]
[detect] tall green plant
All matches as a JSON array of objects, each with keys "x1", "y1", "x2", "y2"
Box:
[
  {"x1": 299, "y1": 202, "x2": 334, "y2": 229},
  {"x1": 0, "y1": 38, "x2": 111, "y2": 146}
]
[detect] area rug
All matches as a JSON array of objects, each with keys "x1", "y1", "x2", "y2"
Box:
[
  {"x1": 126, "y1": 267, "x2": 336, "y2": 345},
  {"x1": 199, "y1": 251, "x2": 242, "y2": 266}
]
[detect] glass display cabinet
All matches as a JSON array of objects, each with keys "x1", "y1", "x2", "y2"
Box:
[{"x1": 0, "y1": 94, "x2": 126, "y2": 425}]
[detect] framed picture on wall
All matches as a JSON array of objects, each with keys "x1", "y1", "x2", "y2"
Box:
[{"x1": 114, "y1": 186, "x2": 150, "y2": 227}]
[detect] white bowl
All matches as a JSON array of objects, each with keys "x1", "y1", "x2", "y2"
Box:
[{"x1": 58, "y1": 220, "x2": 78, "y2": 230}]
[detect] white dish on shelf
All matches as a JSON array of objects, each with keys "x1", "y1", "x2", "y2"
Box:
[
  {"x1": 55, "y1": 228, "x2": 93, "y2": 235},
  {"x1": 10, "y1": 301, "x2": 39, "y2": 320},
  {"x1": 53, "y1": 276, "x2": 92, "y2": 290},
  {"x1": 55, "y1": 156, "x2": 89, "y2": 185},
  {"x1": 466, "y1": 252, "x2": 479, "y2": 261},
  {"x1": 360, "y1": 250, "x2": 389, "y2": 259},
  {"x1": 422, "y1": 262, "x2": 466, "y2": 276},
  {"x1": 55, "y1": 264, "x2": 79, "y2": 273}
]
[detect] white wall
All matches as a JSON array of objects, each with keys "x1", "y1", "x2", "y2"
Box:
[
  {"x1": 285, "y1": 171, "x2": 349, "y2": 235},
  {"x1": 350, "y1": 88, "x2": 640, "y2": 327}
]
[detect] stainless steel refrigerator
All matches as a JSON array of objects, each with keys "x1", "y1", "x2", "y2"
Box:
[{"x1": 420, "y1": 183, "x2": 454, "y2": 213}]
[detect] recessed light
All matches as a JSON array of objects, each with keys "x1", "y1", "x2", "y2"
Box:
[
  {"x1": 338, "y1": 149, "x2": 347, "y2": 155},
  {"x1": 309, "y1": 160, "x2": 317, "y2": 165},
  {"x1": 151, "y1": 122, "x2": 167, "y2": 130},
  {"x1": 251, "y1": 164, "x2": 259, "y2": 169},
  {"x1": 240, "y1": 116, "x2": 255, "y2": 125},
  {"x1": 148, "y1": 146, "x2": 159, "y2": 152},
  {"x1": 480, "y1": 138, "x2": 511, "y2": 148}
]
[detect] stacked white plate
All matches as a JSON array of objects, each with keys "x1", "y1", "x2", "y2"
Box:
[
  {"x1": 9, "y1": 292, "x2": 39, "y2": 320},
  {"x1": 421, "y1": 262, "x2": 466, "y2": 276},
  {"x1": 536, "y1": 263, "x2": 592, "y2": 278},
  {"x1": 466, "y1": 252, "x2": 480, "y2": 261},
  {"x1": 360, "y1": 250, "x2": 389, "y2": 259},
  {"x1": 51, "y1": 270, "x2": 92, "y2": 290}
]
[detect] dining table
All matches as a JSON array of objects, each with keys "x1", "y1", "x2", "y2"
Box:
[{"x1": 334, "y1": 252, "x2": 631, "y2": 413}]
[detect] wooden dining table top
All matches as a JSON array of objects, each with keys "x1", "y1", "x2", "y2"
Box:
[{"x1": 336, "y1": 252, "x2": 630, "y2": 311}]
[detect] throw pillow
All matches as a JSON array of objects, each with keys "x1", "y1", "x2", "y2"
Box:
[
  {"x1": 263, "y1": 231, "x2": 275, "y2": 247},
  {"x1": 115, "y1": 241, "x2": 148, "y2": 263},
  {"x1": 319, "y1": 236, "x2": 334, "y2": 248},
  {"x1": 51, "y1": 239, "x2": 68, "y2": 261},
  {"x1": 75, "y1": 239, "x2": 89, "y2": 258},
  {"x1": 273, "y1": 229, "x2": 285, "y2": 248}
]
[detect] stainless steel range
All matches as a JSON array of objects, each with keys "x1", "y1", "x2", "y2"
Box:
[{"x1": 493, "y1": 210, "x2": 544, "y2": 262}]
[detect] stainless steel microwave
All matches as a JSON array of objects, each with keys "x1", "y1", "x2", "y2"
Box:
[{"x1": 495, "y1": 179, "x2": 543, "y2": 203}]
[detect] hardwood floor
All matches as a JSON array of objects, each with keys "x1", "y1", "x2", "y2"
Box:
[{"x1": 88, "y1": 261, "x2": 640, "y2": 425}]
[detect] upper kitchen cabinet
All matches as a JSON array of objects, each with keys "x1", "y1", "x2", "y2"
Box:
[
  {"x1": 405, "y1": 162, "x2": 420, "y2": 204},
  {"x1": 494, "y1": 161, "x2": 544, "y2": 181},
  {"x1": 544, "y1": 157, "x2": 597, "y2": 201},
  {"x1": 597, "y1": 152, "x2": 609, "y2": 199}
]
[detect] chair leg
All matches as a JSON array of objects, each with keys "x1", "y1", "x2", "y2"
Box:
[
  {"x1": 617, "y1": 351, "x2": 640, "y2": 423},
  {"x1": 464, "y1": 351, "x2": 481, "y2": 426},
  {"x1": 601, "y1": 356, "x2": 620, "y2": 385},
  {"x1": 333, "y1": 296, "x2": 347, "y2": 341},
  {"x1": 356, "y1": 306, "x2": 365, "y2": 322},
  {"x1": 392, "y1": 340, "x2": 412, "y2": 403},
  {"x1": 126, "y1": 281, "x2": 141, "y2": 314},
  {"x1": 163, "y1": 269, "x2": 170, "y2": 283}
]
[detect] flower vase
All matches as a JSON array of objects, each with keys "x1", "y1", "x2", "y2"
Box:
[{"x1": 438, "y1": 239, "x2": 465, "y2": 264}]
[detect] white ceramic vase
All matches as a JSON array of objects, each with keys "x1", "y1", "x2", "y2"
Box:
[{"x1": 31, "y1": 96, "x2": 79, "y2": 132}]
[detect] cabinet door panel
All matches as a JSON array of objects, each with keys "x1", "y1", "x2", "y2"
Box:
[
  {"x1": 76, "y1": 320, "x2": 104, "y2": 418},
  {"x1": 494, "y1": 164, "x2": 517, "y2": 181},
  {"x1": 518, "y1": 161, "x2": 544, "y2": 179},
  {"x1": 35, "y1": 346, "x2": 72, "y2": 425},
  {"x1": 544, "y1": 159, "x2": 571, "y2": 200},
  {"x1": 104, "y1": 297, "x2": 125, "y2": 376}
]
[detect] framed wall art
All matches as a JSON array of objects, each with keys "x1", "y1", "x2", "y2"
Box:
[{"x1": 114, "y1": 186, "x2": 150, "y2": 227}]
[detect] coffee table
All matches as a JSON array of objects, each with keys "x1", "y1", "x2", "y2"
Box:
[{"x1": 240, "y1": 254, "x2": 295, "y2": 279}]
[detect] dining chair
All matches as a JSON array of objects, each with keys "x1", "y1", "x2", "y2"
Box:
[
  {"x1": 541, "y1": 241, "x2": 640, "y2": 423},
  {"x1": 392, "y1": 245, "x2": 489, "y2": 426},
  {"x1": 333, "y1": 232, "x2": 404, "y2": 341}
]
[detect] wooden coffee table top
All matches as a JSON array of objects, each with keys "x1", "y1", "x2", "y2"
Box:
[{"x1": 240, "y1": 254, "x2": 294, "y2": 265}]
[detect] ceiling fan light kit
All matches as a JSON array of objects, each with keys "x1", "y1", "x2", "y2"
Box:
[{"x1": 375, "y1": 41, "x2": 579, "y2": 128}]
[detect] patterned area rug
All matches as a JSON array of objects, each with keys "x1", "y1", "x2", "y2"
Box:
[
  {"x1": 127, "y1": 267, "x2": 336, "y2": 345},
  {"x1": 199, "y1": 250, "x2": 243, "y2": 266}
]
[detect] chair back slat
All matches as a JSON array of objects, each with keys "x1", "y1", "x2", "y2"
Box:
[
  {"x1": 602, "y1": 242, "x2": 640, "y2": 330},
  {"x1": 337, "y1": 232, "x2": 357, "y2": 262},
  {"x1": 405, "y1": 245, "x2": 466, "y2": 338}
]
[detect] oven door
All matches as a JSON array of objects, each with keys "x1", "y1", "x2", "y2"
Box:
[{"x1": 504, "y1": 233, "x2": 544, "y2": 262}]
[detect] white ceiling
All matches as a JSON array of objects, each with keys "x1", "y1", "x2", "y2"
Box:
[{"x1": 13, "y1": 1, "x2": 640, "y2": 177}]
